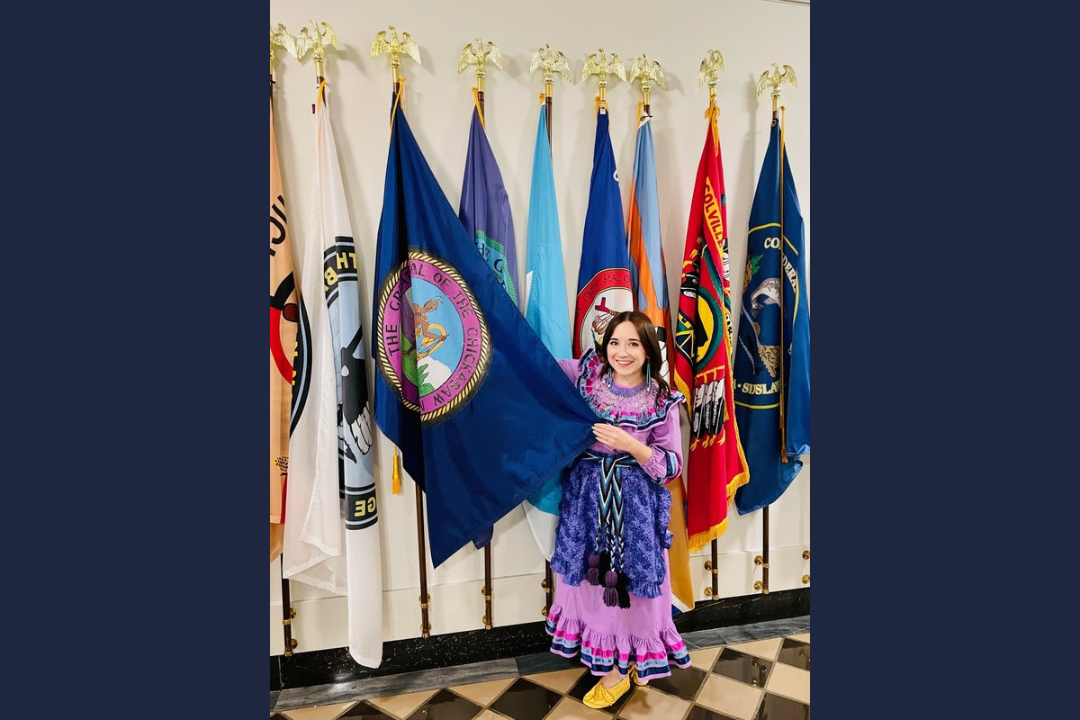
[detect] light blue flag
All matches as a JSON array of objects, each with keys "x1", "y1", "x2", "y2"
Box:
[
  {"x1": 523, "y1": 105, "x2": 571, "y2": 358},
  {"x1": 522, "y1": 104, "x2": 573, "y2": 559}
]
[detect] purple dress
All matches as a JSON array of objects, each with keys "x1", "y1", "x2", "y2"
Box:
[{"x1": 545, "y1": 350, "x2": 691, "y2": 681}]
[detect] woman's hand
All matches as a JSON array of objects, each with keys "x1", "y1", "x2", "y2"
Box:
[
  {"x1": 592, "y1": 423, "x2": 635, "y2": 451},
  {"x1": 592, "y1": 424, "x2": 652, "y2": 464}
]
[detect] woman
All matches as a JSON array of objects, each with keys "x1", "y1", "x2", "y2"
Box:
[{"x1": 546, "y1": 311, "x2": 691, "y2": 709}]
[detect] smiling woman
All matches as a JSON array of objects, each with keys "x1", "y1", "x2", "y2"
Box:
[
  {"x1": 544, "y1": 310, "x2": 691, "y2": 708},
  {"x1": 270, "y1": 0, "x2": 810, "y2": 690}
]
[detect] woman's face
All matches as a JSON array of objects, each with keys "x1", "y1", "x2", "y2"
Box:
[{"x1": 606, "y1": 321, "x2": 647, "y2": 385}]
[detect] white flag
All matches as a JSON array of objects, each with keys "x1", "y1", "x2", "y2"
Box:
[{"x1": 283, "y1": 81, "x2": 383, "y2": 667}]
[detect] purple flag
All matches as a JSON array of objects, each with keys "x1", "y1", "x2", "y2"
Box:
[{"x1": 459, "y1": 107, "x2": 520, "y2": 309}]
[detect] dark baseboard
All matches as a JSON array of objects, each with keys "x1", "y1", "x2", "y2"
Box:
[{"x1": 271, "y1": 587, "x2": 808, "y2": 691}]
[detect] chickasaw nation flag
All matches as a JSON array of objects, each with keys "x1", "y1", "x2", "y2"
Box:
[
  {"x1": 674, "y1": 108, "x2": 749, "y2": 551},
  {"x1": 283, "y1": 81, "x2": 384, "y2": 667},
  {"x1": 372, "y1": 100, "x2": 597, "y2": 567},
  {"x1": 270, "y1": 90, "x2": 299, "y2": 564},
  {"x1": 573, "y1": 108, "x2": 632, "y2": 359},
  {"x1": 626, "y1": 111, "x2": 694, "y2": 611},
  {"x1": 733, "y1": 116, "x2": 810, "y2": 515},
  {"x1": 458, "y1": 99, "x2": 520, "y2": 550}
]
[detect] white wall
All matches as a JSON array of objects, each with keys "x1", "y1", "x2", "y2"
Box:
[{"x1": 269, "y1": 0, "x2": 810, "y2": 656}]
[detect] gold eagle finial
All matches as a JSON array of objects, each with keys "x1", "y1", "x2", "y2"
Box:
[
  {"x1": 294, "y1": 20, "x2": 338, "y2": 65},
  {"x1": 458, "y1": 38, "x2": 502, "y2": 93},
  {"x1": 371, "y1": 26, "x2": 421, "y2": 85},
  {"x1": 581, "y1": 48, "x2": 627, "y2": 86},
  {"x1": 458, "y1": 38, "x2": 502, "y2": 74},
  {"x1": 530, "y1": 44, "x2": 572, "y2": 98},
  {"x1": 698, "y1": 49, "x2": 725, "y2": 90},
  {"x1": 270, "y1": 24, "x2": 298, "y2": 69},
  {"x1": 629, "y1": 53, "x2": 665, "y2": 106},
  {"x1": 756, "y1": 63, "x2": 798, "y2": 99},
  {"x1": 581, "y1": 48, "x2": 625, "y2": 105}
]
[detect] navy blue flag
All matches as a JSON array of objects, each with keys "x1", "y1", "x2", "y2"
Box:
[
  {"x1": 733, "y1": 119, "x2": 811, "y2": 514},
  {"x1": 372, "y1": 103, "x2": 598, "y2": 567},
  {"x1": 572, "y1": 109, "x2": 632, "y2": 358}
]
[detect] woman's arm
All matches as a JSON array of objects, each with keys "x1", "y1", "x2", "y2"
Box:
[
  {"x1": 589, "y1": 397, "x2": 684, "y2": 484},
  {"x1": 636, "y1": 404, "x2": 683, "y2": 483}
]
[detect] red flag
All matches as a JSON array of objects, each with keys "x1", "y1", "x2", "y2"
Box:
[{"x1": 673, "y1": 109, "x2": 749, "y2": 551}]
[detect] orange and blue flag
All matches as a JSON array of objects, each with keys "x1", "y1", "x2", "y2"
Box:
[{"x1": 627, "y1": 110, "x2": 695, "y2": 611}]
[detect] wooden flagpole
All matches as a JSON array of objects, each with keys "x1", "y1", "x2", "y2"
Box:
[
  {"x1": 528, "y1": 43, "x2": 571, "y2": 619},
  {"x1": 271, "y1": 22, "x2": 299, "y2": 656},
  {"x1": 372, "y1": 25, "x2": 429, "y2": 636},
  {"x1": 458, "y1": 37, "x2": 504, "y2": 630},
  {"x1": 698, "y1": 49, "x2": 725, "y2": 601},
  {"x1": 752, "y1": 63, "x2": 797, "y2": 595}
]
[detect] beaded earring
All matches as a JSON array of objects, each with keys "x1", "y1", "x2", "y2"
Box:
[{"x1": 645, "y1": 360, "x2": 651, "y2": 391}]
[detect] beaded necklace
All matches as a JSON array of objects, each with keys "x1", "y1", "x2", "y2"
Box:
[{"x1": 589, "y1": 373, "x2": 654, "y2": 421}]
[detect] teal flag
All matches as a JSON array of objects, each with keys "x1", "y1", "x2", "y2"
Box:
[{"x1": 522, "y1": 104, "x2": 573, "y2": 560}]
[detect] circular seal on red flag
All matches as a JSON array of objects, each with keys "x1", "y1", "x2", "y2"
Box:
[
  {"x1": 574, "y1": 269, "x2": 632, "y2": 356},
  {"x1": 376, "y1": 249, "x2": 492, "y2": 426}
]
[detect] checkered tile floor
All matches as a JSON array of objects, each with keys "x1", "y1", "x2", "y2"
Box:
[{"x1": 271, "y1": 632, "x2": 809, "y2": 720}]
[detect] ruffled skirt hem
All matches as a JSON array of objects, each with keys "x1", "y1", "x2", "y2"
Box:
[{"x1": 545, "y1": 604, "x2": 691, "y2": 681}]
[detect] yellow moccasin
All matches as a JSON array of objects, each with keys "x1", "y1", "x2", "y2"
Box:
[{"x1": 582, "y1": 674, "x2": 631, "y2": 709}]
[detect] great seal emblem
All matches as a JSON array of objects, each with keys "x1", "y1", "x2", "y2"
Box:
[{"x1": 376, "y1": 248, "x2": 492, "y2": 425}]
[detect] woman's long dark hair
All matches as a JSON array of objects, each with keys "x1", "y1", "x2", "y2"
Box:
[{"x1": 598, "y1": 310, "x2": 670, "y2": 402}]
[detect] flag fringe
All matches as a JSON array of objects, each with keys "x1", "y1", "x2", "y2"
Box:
[
  {"x1": 725, "y1": 470, "x2": 750, "y2": 502},
  {"x1": 392, "y1": 452, "x2": 401, "y2": 495},
  {"x1": 687, "y1": 518, "x2": 728, "y2": 553}
]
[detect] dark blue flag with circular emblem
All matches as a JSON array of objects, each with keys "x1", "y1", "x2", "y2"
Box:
[
  {"x1": 372, "y1": 101, "x2": 598, "y2": 567},
  {"x1": 733, "y1": 119, "x2": 811, "y2": 515}
]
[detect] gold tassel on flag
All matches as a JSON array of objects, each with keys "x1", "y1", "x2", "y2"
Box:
[{"x1": 392, "y1": 451, "x2": 401, "y2": 495}]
